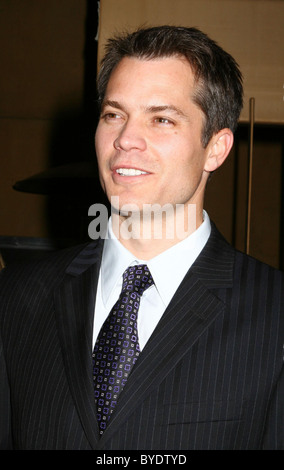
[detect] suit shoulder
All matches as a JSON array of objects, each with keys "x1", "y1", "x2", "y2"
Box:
[
  {"x1": 211, "y1": 221, "x2": 283, "y2": 277},
  {"x1": 203, "y1": 223, "x2": 283, "y2": 293},
  {"x1": 0, "y1": 239, "x2": 103, "y2": 296},
  {"x1": 234, "y1": 247, "x2": 283, "y2": 281},
  {"x1": 228, "y1": 249, "x2": 284, "y2": 320}
]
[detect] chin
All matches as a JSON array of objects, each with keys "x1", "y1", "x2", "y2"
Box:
[{"x1": 108, "y1": 194, "x2": 138, "y2": 214}]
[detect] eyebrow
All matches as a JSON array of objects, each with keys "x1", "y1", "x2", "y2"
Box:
[
  {"x1": 101, "y1": 99, "x2": 124, "y2": 112},
  {"x1": 101, "y1": 100, "x2": 189, "y2": 120},
  {"x1": 145, "y1": 104, "x2": 188, "y2": 119}
]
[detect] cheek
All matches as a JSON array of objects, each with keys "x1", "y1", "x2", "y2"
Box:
[
  {"x1": 95, "y1": 128, "x2": 111, "y2": 168},
  {"x1": 162, "y1": 146, "x2": 205, "y2": 196},
  {"x1": 95, "y1": 126, "x2": 105, "y2": 151},
  {"x1": 158, "y1": 138, "x2": 194, "y2": 174}
]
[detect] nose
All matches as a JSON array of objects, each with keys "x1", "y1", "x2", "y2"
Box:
[{"x1": 114, "y1": 119, "x2": 147, "y2": 152}]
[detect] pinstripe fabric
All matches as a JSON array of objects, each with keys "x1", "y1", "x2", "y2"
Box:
[
  {"x1": 0, "y1": 224, "x2": 283, "y2": 449},
  {"x1": 0, "y1": 243, "x2": 101, "y2": 449}
]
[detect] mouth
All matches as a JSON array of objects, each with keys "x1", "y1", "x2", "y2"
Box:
[{"x1": 115, "y1": 168, "x2": 150, "y2": 176}]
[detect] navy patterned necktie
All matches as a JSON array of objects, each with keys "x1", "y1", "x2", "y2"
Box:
[{"x1": 92, "y1": 264, "x2": 154, "y2": 435}]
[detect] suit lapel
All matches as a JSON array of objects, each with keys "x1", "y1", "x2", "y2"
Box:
[
  {"x1": 54, "y1": 240, "x2": 104, "y2": 449},
  {"x1": 97, "y1": 224, "x2": 235, "y2": 447}
]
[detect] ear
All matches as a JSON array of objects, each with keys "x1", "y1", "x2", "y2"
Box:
[{"x1": 204, "y1": 128, "x2": 234, "y2": 173}]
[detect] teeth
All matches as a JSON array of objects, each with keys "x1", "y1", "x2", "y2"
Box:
[{"x1": 116, "y1": 168, "x2": 148, "y2": 176}]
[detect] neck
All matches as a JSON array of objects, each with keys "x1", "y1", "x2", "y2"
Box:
[{"x1": 111, "y1": 203, "x2": 204, "y2": 260}]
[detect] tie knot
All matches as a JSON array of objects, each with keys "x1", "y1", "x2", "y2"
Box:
[{"x1": 122, "y1": 264, "x2": 154, "y2": 296}]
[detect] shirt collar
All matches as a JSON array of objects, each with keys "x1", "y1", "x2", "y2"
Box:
[
  {"x1": 101, "y1": 211, "x2": 211, "y2": 307},
  {"x1": 101, "y1": 223, "x2": 136, "y2": 305}
]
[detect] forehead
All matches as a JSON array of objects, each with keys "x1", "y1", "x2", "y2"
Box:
[{"x1": 104, "y1": 56, "x2": 196, "y2": 104}]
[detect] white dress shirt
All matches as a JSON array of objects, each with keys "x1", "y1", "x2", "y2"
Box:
[{"x1": 93, "y1": 211, "x2": 211, "y2": 350}]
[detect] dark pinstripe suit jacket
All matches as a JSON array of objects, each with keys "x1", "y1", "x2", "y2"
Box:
[{"x1": 0, "y1": 223, "x2": 283, "y2": 450}]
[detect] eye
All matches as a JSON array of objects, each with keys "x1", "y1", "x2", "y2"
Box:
[
  {"x1": 154, "y1": 117, "x2": 175, "y2": 125},
  {"x1": 101, "y1": 112, "x2": 122, "y2": 121}
]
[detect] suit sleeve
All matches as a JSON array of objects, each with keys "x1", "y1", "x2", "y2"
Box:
[
  {"x1": 0, "y1": 268, "x2": 13, "y2": 449},
  {"x1": 0, "y1": 330, "x2": 12, "y2": 449},
  {"x1": 262, "y1": 362, "x2": 284, "y2": 449}
]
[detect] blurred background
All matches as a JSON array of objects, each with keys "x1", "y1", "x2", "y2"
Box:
[{"x1": 0, "y1": 0, "x2": 283, "y2": 269}]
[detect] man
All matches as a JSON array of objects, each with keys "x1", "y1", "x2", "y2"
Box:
[{"x1": 0, "y1": 26, "x2": 283, "y2": 450}]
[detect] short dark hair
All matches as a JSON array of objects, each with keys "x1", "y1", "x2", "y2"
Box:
[{"x1": 97, "y1": 25, "x2": 243, "y2": 147}]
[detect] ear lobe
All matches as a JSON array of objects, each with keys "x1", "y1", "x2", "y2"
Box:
[{"x1": 204, "y1": 129, "x2": 234, "y2": 173}]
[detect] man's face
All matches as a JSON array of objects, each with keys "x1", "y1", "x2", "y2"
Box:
[{"x1": 95, "y1": 56, "x2": 212, "y2": 215}]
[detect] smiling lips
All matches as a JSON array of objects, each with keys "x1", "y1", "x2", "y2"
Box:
[{"x1": 115, "y1": 168, "x2": 149, "y2": 176}]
